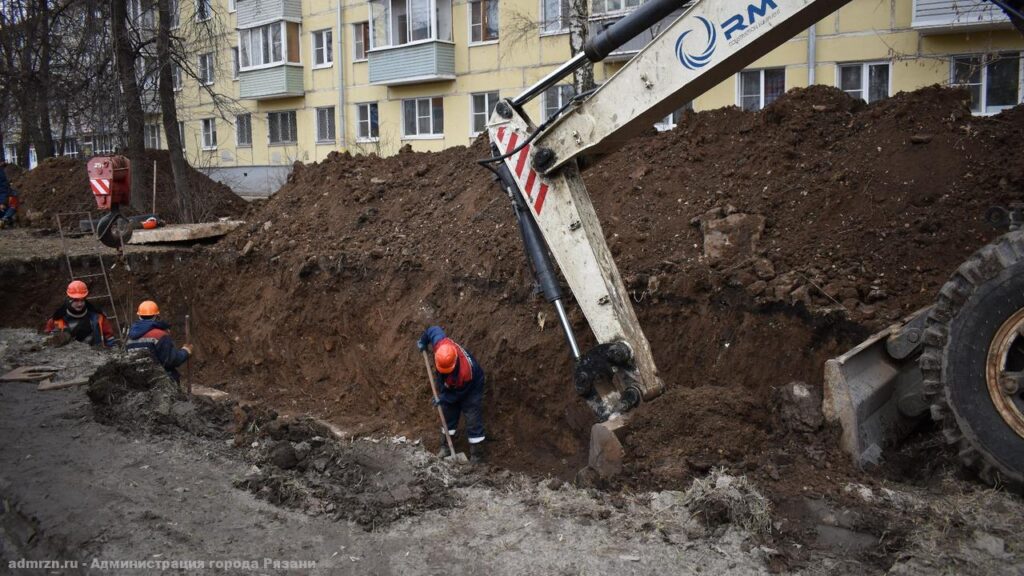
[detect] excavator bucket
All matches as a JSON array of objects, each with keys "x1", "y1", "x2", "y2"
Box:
[{"x1": 823, "y1": 308, "x2": 932, "y2": 466}]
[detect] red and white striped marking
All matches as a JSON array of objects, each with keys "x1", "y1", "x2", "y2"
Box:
[
  {"x1": 495, "y1": 126, "x2": 549, "y2": 215},
  {"x1": 90, "y1": 178, "x2": 111, "y2": 196}
]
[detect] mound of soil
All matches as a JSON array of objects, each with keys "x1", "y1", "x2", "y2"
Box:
[{"x1": 10, "y1": 150, "x2": 247, "y2": 227}]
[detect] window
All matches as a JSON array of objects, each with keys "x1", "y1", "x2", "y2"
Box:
[
  {"x1": 198, "y1": 53, "x2": 214, "y2": 85},
  {"x1": 402, "y1": 97, "x2": 444, "y2": 137},
  {"x1": 61, "y1": 138, "x2": 79, "y2": 157},
  {"x1": 469, "y1": 0, "x2": 498, "y2": 42},
  {"x1": 952, "y1": 53, "x2": 1022, "y2": 114},
  {"x1": 316, "y1": 107, "x2": 336, "y2": 142},
  {"x1": 542, "y1": 0, "x2": 570, "y2": 33},
  {"x1": 196, "y1": 0, "x2": 210, "y2": 21},
  {"x1": 471, "y1": 91, "x2": 499, "y2": 134},
  {"x1": 542, "y1": 84, "x2": 575, "y2": 121},
  {"x1": 236, "y1": 114, "x2": 252, "y2": 147},
  {"x1": 592, "y1": 0, "x2": 641, "y2": 15},
  {"x1": 368, "y1": 0, "x2": 453, "y2": 48},
  {"x1": 202, "y1": 118, "x2": 217, "y2": 149},
  {"x1": 357, "y1": 102, "x2": 379, "y2": 141},
  {"x1": 653, "y1": 102, "x2": 693, "y2": 131},
  {"x1": 838, "y1": 62, "x2": 889, "y2": 103},
  {"x1": 178, "y1": 122, "x2": 186, "y2": 149},
  {"x1": 92, "y1": 134, "x2": 117, "y2": 154},
  {"x1": 312, "y1": 29, "x2": 333, "y2": 67},
  {"x1": 170, "y1": 0, "x2": 179, "y2": 28},
  {"x1": 353, "y1": 22, "x2": 369, "y2": 60},
  {"x1": 173, "y1": 65, "x2": 182, "y2": 90},
  {"x1": 238, "y1": 22, "x2": 301, "y2": 69},
  {"x1": 268, "y1": 111, "x2": 298, "y2": 144},
  {"x1": 228, "y1": 0, "x2": 235, "y2": 11},
  {"x1": 739, "y1": 68, "x2": 785, "y2": 111},
  {"x1": 144, "y1": 124, "x2": 161, "y2": 149},
  {"x1": 232, "y1": 47, "x2": 240, "y2": 79}
]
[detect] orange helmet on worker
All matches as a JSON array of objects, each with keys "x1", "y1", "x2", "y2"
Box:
[
  {"x1": 43, "y1": 280, "x2": 116, "y2": 347},
  {"x1": 126, "y1": 299, "x2": 193, "y2": 383}
]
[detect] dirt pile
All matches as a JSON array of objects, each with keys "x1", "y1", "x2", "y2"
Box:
[{"x1": 10, "y1": 150, "x2": 247, "y2": 227}]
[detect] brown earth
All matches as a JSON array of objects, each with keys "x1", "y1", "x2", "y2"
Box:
[
  {"x1": 9, "y1": 150, "x2": 247, "y2": 227},
  {"x1": 2, "y1": 85, "x2": 1023, "y2": 571}
]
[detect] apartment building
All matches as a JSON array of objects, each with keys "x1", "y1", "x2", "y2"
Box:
[{"x1": 156, "y1": 0, "x2": 1022, "y2": 195}]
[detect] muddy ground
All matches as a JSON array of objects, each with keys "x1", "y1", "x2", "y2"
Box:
[
  {"x1": 1, "y1": 329, "x2": 1022, "y2": 575},
  {"x1": 1, "y1": 86, "x2": 1023, "y2": 573}
]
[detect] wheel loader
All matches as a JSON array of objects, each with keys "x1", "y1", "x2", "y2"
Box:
[{"x1": 481, "y1": 0, "x2": 1024, "y2": 488}]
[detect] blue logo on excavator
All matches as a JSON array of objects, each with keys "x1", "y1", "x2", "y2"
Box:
[{"x1": 675, "y1": 16, "x2": 717, "y2": 70}]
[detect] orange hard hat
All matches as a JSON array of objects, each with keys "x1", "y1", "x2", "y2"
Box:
[
  {"x1": 142, "y1": 217, "x2": 158, "y2": 230},
  {"x1": 66, "y1": 280, "x2": 89, "y2": 299},
  {"x1": 137, "y1": 300, "x2": 160, "y2": 316},
  {"x1": 435, "y1": 341, "x2": 458, "y2": 374}
]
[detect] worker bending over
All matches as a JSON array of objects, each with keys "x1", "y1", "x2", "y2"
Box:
[
  {"x1": 126, "y1": 300, "x2": 192, "y2": 382},
  {"x1": 418, "y1": 325, "x2": 486, "y2": 463},
  {"x1": 44, "y1": 280, "x2": 116, "y2": 347}
]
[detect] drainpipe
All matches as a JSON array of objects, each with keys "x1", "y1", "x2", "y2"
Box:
[
  {"x1": 337, "y1": 0, "x2": 347, "y2": 149},
  {"x1": 807, "y1": 25, "x2": 816, "y2": 85}
]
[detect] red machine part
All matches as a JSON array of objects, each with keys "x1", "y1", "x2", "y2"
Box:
[{"x1": 88, "y1": 156, "x2": 131, "y2": 210}]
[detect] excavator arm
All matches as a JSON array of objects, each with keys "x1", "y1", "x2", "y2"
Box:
[{"x1": 484, "y1": 0, "x2": 852, "y2": 472}]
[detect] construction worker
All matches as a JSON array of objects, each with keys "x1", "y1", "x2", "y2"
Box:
[
  {"x1": 125, "y1": 300, "x2": 192, "y2": 382},
  {"x1": 0, "y1": 164, "x2": 18, "y2": 228},
  {"x1": 43, "y1": 280, "x2": 116, "y2": 347},
  {"x1": 417, "y1": 325, "x2": 486, "y2": 463}
]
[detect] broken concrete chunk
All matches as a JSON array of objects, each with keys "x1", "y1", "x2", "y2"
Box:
[
  {"x1": 701, "y1": 213, "x2": 766, "y2": 262},
  {"x1": 773, "y1": 381, "x2": 824, "y2": 432}
]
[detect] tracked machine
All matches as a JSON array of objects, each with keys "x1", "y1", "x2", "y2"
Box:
[{"x1": 481, "y1": 0, "x2": 1024, "y2": 487}]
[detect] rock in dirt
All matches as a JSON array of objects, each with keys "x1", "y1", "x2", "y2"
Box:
[
  {"x1": 270, "y1": 442, "x2": 300, "y2": 469},
  {"x1": 701, "y1": 213, "x2": 766, "y2": 262},
  {"x1": 773, "y1": 381, "x2": 824, "y2": 433}
]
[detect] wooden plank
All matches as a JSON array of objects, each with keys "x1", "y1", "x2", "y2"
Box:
[
  {"x1": 1, "y1": 366, "x2": 59, "y2": 382},
  {"x1": 37, "y1": 378, "x2": 90, "y2": 391},
  {"x1": 128, "y1": 221, "x2": 244, "y2": 244},
  {"x1": 191, "y1": 385, "x2": 230, "y2": 401}
]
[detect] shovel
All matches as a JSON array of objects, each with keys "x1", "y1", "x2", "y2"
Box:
[{"x1": 421, "y1": 350, "x2": 468, "y2": 463}]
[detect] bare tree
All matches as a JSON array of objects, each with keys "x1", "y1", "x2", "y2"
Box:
[
  {"x1": 112, "y1": 0, "x2": 149, "y2": 209},
  {"x1": 569, "y1": 0, "x2": 595, "y2": 93},
  {"x1": 156, "y1": 0, "x2": 192, "y2": 221}
]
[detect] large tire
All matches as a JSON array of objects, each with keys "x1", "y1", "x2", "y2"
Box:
[{"x1": 920, "y1": 231, "x2": 1024, "y2": 491}]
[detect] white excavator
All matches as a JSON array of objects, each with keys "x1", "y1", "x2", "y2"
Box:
[{"x1": 481, "y1": 0, "x2": 1024, "y2": 488}]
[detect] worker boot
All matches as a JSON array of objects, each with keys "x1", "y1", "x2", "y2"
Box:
[
  {"x1": 469, "y1": 442, "x2": 486, "y2": 464},
  {"x1": 437, "y1": 433, "x2": 451, "y2": 458}
]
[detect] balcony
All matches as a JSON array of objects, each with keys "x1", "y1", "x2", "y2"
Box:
[
  {"x1": 912, "y1": 0, "x2": 1013, "y2": 34},
  {"x1": 589, "y1": 7, "x2": 687, "y2": 62},
  {"x1": 367, "y1": 40, "x2": 456, "y2": 85},
  {"x1": 239, "y1": 65, "x2": 304, "y2": 99},
  {"x1": 236, "y1": 0, "x2": 301, "y2": 28}
]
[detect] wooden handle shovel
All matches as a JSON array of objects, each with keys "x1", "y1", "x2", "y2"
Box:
[{"x1": 422, "y1": 349, "x2": 457, "y2": 458}]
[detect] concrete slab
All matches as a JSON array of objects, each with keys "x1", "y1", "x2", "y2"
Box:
[{"x1": 127, "y1": 220, "x2": 244, "y2": 244}]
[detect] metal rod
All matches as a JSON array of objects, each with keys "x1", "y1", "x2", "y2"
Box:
[
  {"x1": 554, "y1": 299, "x2": 581, "y2": 360},
  {"x1": 513, "y1": 52, "x2": 589, "y2": 107}
]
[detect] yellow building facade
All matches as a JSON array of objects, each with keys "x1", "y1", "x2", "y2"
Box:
[{"x1": 163, "y1": 0, "x2": 1023, "y2": 195}]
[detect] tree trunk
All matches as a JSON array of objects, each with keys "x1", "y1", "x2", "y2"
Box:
[
  {"x1": 569, "y1": 0, "x2": 595, "y2": 94},
  {"x1": 111, "y1": 0, "x2": 148, "y2": 210},
  {"x1": 156, "y1": 0, "x2": 193, "y2": 222},
  {"x1": 34, "y1": 0, "x2": 56, "y2": 161}
]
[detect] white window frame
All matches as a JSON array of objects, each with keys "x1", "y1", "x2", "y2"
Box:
[
  {"x1": 172, "y1": 65, "x2": 183, "y2": 91},
  {"x1": 201, "y1": 118, "x2": 217, "y2": 150},
  {"x1": 198, "y1": 53, "x2": 214, "y2": 85},
  {"x1": 836, "y1": 61, "x2": 891, "y2": 103},
  {"x1": 653, "y1": 102, "x2": 693, "y2": 131},
  {"x1": 470, "y1": 91, "x2": 499, "y2": 136},
  {"x1": 195, "y1": 0, "x2": 211, "y2": 22},
  {"x1": 268, "y1": 111, "x2": 298, "y2": 144},
  {"x1": 231, "y1": 47, "x2": 240, "y2": 79},
  {"x1": 737, "y1": 67, "x2": 785, "y2": 111},
  {"x1": 542, "y1": 84, "x2": 574, "y2": 121},
  {"x1": 236, "y1": 113, "x2": 252, "y2": 147},
  {"x1": 312, "y1": 29, "x2": 334, "y2": 68},
  {"x1": 353, "y1": 22, "x2": 369, "y2": 61},
  {"x1": 591, "y1": 0, "x2": 641, "y2": 17},
  {"x1": 367, "y1": 0, "x2": 454, "y2": 49},
  {"x1": 228, "y1": 0, "x2": 236, "y2": 12},
  {"x1": 401, "y1": 97, "x2": 444, "y2": 139},
  {"x1": 356, "y1": 102, "x2": 380, "y2": 142},
  {"x1": 468, "y1": 0, "x2": 499, "y2": 44},
  {"x1": 170, "y1": 0, "x2": 180, "y2": 29},
  {"x1": 540, "y1": 0, "x2": 570, "y2": 34},
  {"x1": 315, "y1": 107, "x2": 337, "y2": 142},
  {"x1": 144, "y1": 124, "x2": 161, "y2": 149},
  {"x1": 238, "y1": 21, "x2": 299, "y2": 71},
  {"x1": 177, "y1": 122, "x2": 186, "y2": 149},
  {"x1": 951, "y1": 52, "x2": 1023, "y2": 115}
]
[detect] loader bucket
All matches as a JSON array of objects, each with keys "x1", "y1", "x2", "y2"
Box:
[{"x1": 823, "y1": 308, "x2": 932, "y2": 466}]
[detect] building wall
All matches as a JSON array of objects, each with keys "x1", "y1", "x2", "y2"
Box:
[{"x1": 165, "y1": 0, "x2": 1024, "y2": 196}]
